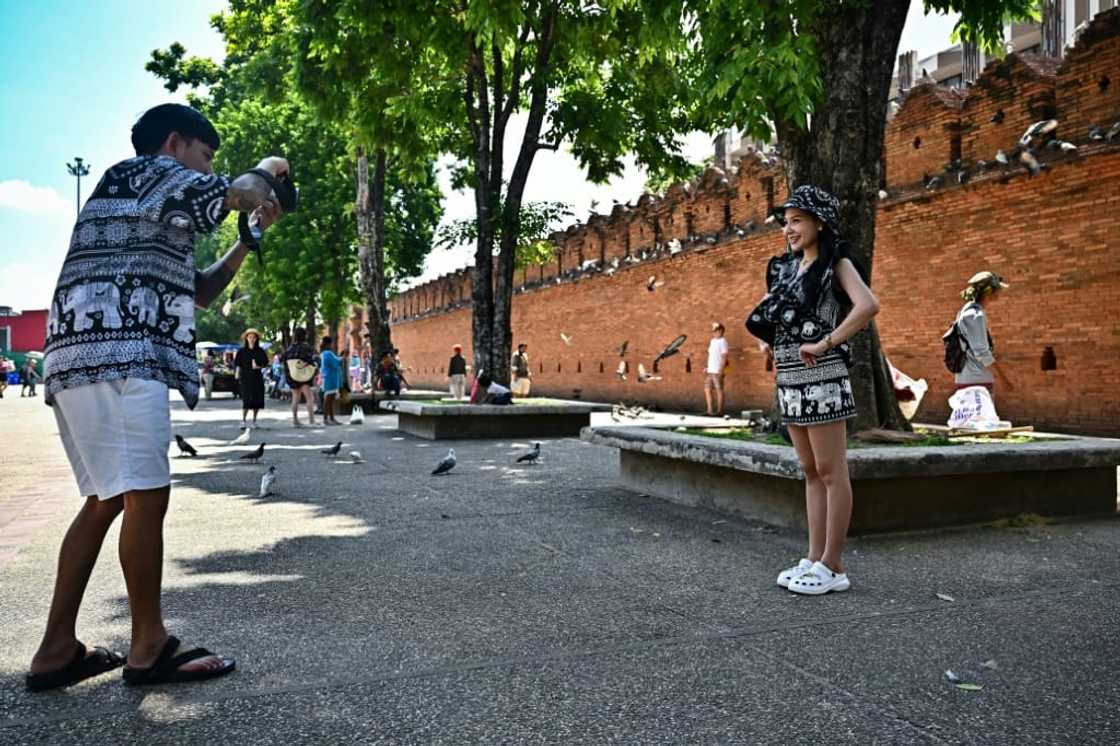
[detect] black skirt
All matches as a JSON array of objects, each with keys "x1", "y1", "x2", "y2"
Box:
[{"x1": 240, "y1": 370, "x2": 266, "y2": 410}]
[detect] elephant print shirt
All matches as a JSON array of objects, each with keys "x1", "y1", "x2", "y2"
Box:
[{"x1": 43, "y1": 155, "x2": 230, "y2": 409}]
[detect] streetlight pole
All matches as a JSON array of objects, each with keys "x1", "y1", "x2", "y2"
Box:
[{"x1": 66, "y1": 157, "x2": 90, "y2": 217}]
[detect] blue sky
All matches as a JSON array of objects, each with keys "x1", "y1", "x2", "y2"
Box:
[
  {"x1": 0, "y1": 0, "x2": 226, "y2": 311},
  {"x1": 0, "y1": 1, "x2": 959, "y2": 311}
]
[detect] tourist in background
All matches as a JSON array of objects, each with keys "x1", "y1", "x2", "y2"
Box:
[
  {"x1": 201, "y1": 351, "x2": 215, "y2": 400},
  {"x1": 511, "y1": 343, "x2": 531, "y2": 397},
  {"x1": 746, "y1": 185, "x2": 880, "y2": 596},
  {"x1": 21, "y1": 358, "x2": 42, "y2": 397},
  {"x1": 473, "y1": 373, "x2": 513, "y2": 405},
  {"x1": 319, "y1": 336, "x2": 343, "y2": 426},
  {"x1": 704, "y1": 322, "x2": 729, "y2": 416},
  {"x1": 0, "y1": 356, "x2": 13, "y2": 398},
  {"x1": 376, "y1": 351, "x2": 403, "y2": 396},
  {"x1": 282, "y1": 327, "x2": 319, "y2": 427},
  {"x1": 234, "y1": 328, "x2": 268, "y2": 429},
  {"x1": 953, "y1": 271, "x2": 1012, "y2": 398},
  {"x1": 448, "y1": 344, "x2": 468, "y2": 399}
]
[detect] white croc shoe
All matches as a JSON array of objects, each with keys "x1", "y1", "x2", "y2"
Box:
[
  {"x1": 777, "y1": 558, "x2": 814, "y2": 589},
  {"x1": 788, "y1": 561, "x2": 851, "y2": 595}
]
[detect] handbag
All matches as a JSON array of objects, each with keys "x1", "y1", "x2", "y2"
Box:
[
  {"x1": 286, "y1": 358, "x2": 317, "y2": 384},
  {"x1": 349, "y1": 405, "x2": 365, "y2": 425}
]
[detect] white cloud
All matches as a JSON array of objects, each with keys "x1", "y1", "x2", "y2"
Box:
[
  {"x1": 0, "y1": 180, "x2": 73, "y2": 217},
  {"x1": 0, "y1": 259, "x2": 62, "y2": 312}
]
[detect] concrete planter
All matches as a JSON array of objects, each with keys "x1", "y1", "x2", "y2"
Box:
[
  {"x1": 347, "y1": 390, "x2": 455, "y2": 414},
  {"x1": 581, "y1": 426, "x2": 1120, "y2": 533},
  {"x1": 384, "y1": 400, "x2": 610, "y2": 440}
]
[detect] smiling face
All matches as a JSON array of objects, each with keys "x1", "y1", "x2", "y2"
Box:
[
  {"x1": 246, "y1": 333, "x2": 259, "y2": 347},
  {"x1": 782, "y1": 208, "x2": 824, "y2": 252}
]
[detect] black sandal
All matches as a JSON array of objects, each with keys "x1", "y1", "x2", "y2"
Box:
[
  {"x1": 122, "y1": 636, "x2": 236, "y2": 686},
  {"x1": 25, "y1": 643, "x2": 125, "y2": 692}
]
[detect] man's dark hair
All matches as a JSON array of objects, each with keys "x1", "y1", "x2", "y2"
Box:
[
  {"x1": 320, "y1": 336, "x2": 333, "y2": 351},
  {"x1": 131, "y1": 103, "x2": 220, "y2": 155},
  {"x1": 478, "y1": 373, "x2": 492, "y2": 388},
  {"x1": 517, "y1": 343, "x2": 527, "y2": 351},
  {"x1": 294, "y1": 327, "x2": 307, "y2": 343}
]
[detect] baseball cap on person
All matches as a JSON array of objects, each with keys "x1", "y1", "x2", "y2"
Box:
[
  {"x1": 131, "y1": 103, "x2": 220, "y2": 155},
  {"x1": 961, "y1": 271, "x2": 1010, "y2": 300}
]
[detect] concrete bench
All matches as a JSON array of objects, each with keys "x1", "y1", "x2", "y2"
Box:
[
  {"x1": 347, "y1": 390, "x2": 453, "y2": 414},
  {"x1": 383, "y1": 400, "x2": 611, "y2": 440},
  {"x1": 580, "y1": 426, "x2": 1120, "y2": 533}
]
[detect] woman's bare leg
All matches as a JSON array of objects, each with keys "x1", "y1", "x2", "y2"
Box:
[
  {"x1": 787, "y1": 425, "x2": 825, "y2": 562},
  {"x1": 806, "y1": 421, "x2": 852, "y2": 572}
]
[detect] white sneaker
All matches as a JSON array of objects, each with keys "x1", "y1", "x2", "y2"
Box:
[
  {"x1": 788, "y1": 561, "x2": 851, "y2": 595},
  {"x1": 777, "y1": 558, "x2": 814, "y2": 588}
]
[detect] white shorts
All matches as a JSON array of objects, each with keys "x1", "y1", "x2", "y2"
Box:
[
  {"x1": 511, "y1": 377, "x2": 531, "y2": 396},
  {"x1": 53, "y1": 378, "x2": 171, "y2": 500}
]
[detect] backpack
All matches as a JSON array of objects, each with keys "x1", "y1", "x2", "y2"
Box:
[{"x1": 942, "y1": 303, "x2": 979, "y2": 374}]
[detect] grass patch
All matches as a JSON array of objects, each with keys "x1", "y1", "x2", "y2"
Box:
[{"x1": 680, "y1": 427, "x2": 964, "y2": 448}]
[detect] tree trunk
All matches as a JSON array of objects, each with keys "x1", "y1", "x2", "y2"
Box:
[
  {"x1": 304, "y1": 301, "x2": 316, "y2": 342},
  {"x1": 356, "y1": 146, "x2": 393, "y2": 358},
  {"x1": 774, "y1": 0, "x2": 911, "y2": 431}
]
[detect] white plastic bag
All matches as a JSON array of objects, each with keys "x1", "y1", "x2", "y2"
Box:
[
  {"x1": 887, "y1": 360, "x2": 928, "y2": 422},
  {"x1": 349, "y1": 405, "x2": 365, "y2": 425},
  {"x1": 947, "y1": 386, "x2": 1001, "y2": 430}
]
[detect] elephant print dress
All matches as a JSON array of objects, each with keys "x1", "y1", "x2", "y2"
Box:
[
  {"x1": 766, "y1": 254, "x2": 857, "y2": 426},
  {"x1": 43, "y1": 155, "x2": 230, "y2": 409}
]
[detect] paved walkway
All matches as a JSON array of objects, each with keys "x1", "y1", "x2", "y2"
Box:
[{"x1": 1, "y1": 394, "x2": 1118, "y2": 744}]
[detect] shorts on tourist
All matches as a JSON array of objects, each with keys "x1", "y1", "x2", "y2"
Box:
[
  {"x1": 511, "y1": 377, "x2": 531, "y2": 396},
  {"x1": 704, "y1": 373, "x2": 724, "y2": 391},
  {"x1": 53, "y1": 378, "x2": 171, "y2": 500}
]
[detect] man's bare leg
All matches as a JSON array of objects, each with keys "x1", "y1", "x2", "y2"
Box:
[
  {"x1": 119, "y1": 487, "x2": 224, "y2": 673},
  {"x1": 29, "y1": 495, "x2": 123, "y2": 674}
]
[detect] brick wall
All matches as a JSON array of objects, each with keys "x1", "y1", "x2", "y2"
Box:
[{"x1": 387, "y1": 12, "x2": 1120, "y2": 435}]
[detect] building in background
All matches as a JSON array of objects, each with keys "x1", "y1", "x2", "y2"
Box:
[
  {"x1": 714, "y1": 0, "x2": 1117, "y2": 167},
  {"x1": 0, "y1": 306, "x2": 48, "y2": 376}
]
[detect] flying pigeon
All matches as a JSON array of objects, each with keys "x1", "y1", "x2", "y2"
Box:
[
  {"x1": 994, "y1": 149, "x2": 1010, "y2": 165},
  {"x1": 764, "y1": 214, "x2": 777, "y2": 224},
  {"x1": 221, "y1": 286, "x2": 249, "y2": 318},
  {"x1": 349, "y1": 450, "x2": 364, "y2": 463},
  {"x1": 1018, "y1": 149, "x2": 1043, "y2": 177},
  {"x1": 637, "y1": 363, "x2": 662, "y2": 383},
  {"x1": 667, "y1": 239, "x2": 683, "y2": 255},
  {"x1": 617, "y1": 340, "x2": 629, "y2": 357},
  {"x1": 989, "y1": 110, "x2": 1005, "y2": 124},
  {"x1": 652, "y1": 334, "x2": 687, "y2": 365},
  {"x1": 560, "y1": 332, "x2": 574, "y2": 346},
  {"x1": 516, "y1": 442, "x2": 542, "y2": 464},
  {"x1": 957, "y1": 170, "x2": 970, "y2": 185},
  {"x1": 925, "y1": 175, "x2": 944, "y2": 190},
  {"x1": 432, "y1": 448, "x2": 457, "y2": 475},
  {"x1": 646, "y1": 276, "x2": 665, "y2": 292},
  {"x1": 616, "y1": 360, "x2": 627, "y2": 381},
  {"x1": 229, "y1": 428, "x2": 251, "y2": 446},
  {"x1": 1088, "y1": 126, "x2": 1106, "y2": 141},
  {"x1": 239, "y1": 442, "x2": 265, "y2": 464},
  {"x1": 174, "y1": 434, "x2": 197, "y2": 457},
  {"x1": 1107, "y1": 122, "x2": 1120, "y2": 141},
  {"x1": 1057, "y1": 141, "x2": 1078, "y2": 153},
  {"x1": 1018, "y1": 119, "x2": 1058, "y2": 148},
  {"x1": 1099, "y1": 75, "x2": 1111, "y2": 93},
  {"x1": 877, "y1": 189, "x2": 888, "y2": 200},
  {"x1": 259, "y1": 466, "x2": 276, "y2": 497},
  {"x1": 322, "y1": 441, "x2": 342, "y2": 457}
]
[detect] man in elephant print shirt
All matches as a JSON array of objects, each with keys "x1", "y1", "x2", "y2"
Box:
[{"x1": 28, "y1": 104, "x2": 288, "y2": 692}]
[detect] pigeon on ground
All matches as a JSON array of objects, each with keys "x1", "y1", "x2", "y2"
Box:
[
  {"x1": 349, "y1": 451, "x2": 364, "y2": 463},
  {"x1": 637, "y1": 363, "x2": 662, "y2": 383},
  {"x1": 616, "y1": 360, "x2": 627, "y2": 381},
  {"x1": 259, "y1": 466, "x2": 276, "y2": 497},
  {"x1": 229, "y1": 428, "x2": 251, "y2": 446},
  {"x1": 432, "y1": 448, "x2": 457, "y2": 475},
  {"x1": 175, "y1": 434, "x2": 197, "y2": 457},
  {"x1": 322, "y1": 441, "x2": 342, "y2": 457},
  {"x1": 560, "y1": 332, "x2": 573, "y2": 346},
  {"x1": 516, "y1": 442, "x2": 542, "y2": 464},
  {"x1": 239, "y1": 443, "x2": 265, "y2": 464},
  {"x1": 646, "y1": 276, "x2": 665, "y2": 292}
]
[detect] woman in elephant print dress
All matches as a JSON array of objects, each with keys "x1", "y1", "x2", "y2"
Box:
[{"x1": 746, "y1": 185, "x2": 880, "y2": 596}]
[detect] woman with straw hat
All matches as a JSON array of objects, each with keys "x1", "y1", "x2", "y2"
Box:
[{"x1": 235, "y1": 328, "x2": 269, "y2": 429}]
